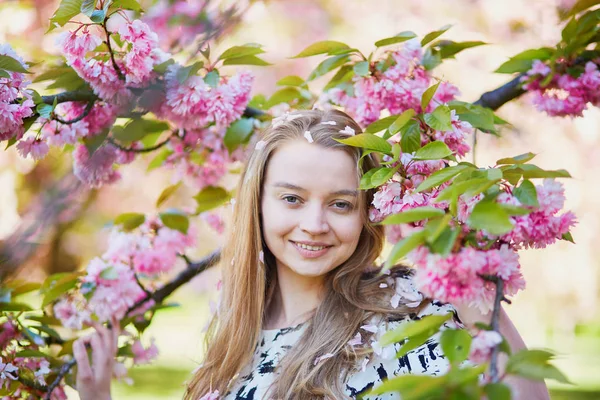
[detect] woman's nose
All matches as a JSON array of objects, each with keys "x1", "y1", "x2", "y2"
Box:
[{"x1": 299, "y1": 204, "x2": 330, "y2": 235}]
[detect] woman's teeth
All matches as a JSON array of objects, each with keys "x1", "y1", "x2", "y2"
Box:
[{"x1": 296, "y1": 243, "x2": 327, "y2": 251}]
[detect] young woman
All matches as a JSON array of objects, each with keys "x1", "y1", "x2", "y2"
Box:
[{"x1": 74, "y1": 110, "x2": 550, "y2": 399}]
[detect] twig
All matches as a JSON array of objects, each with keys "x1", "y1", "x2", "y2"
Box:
[
  {"x1": 107, "y1": 136, "x2": 173, "y2": 153},
  {"x1": 102, "y1": 22, "x2": 125, "y2": 81},
  {"x1": 41, "y1": 91, "x2": 98, "y2": 106},
  {"x1": 473, "y1": 75, "x2": 525, "y2": 111},
  {"x1": 52, "y1": 101, "x2": 95, "y2": 124},
  {"x1": 44, "y1": 359, "x2": 76, "y2": 400}
]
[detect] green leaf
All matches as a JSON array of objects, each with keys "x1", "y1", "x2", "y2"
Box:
[
  {"x1": 194, "y1": 186, "x2": 230, "y2": 213},
  {"x1": 204, "y1": 70, "x2": 220, "y2": 88},
  {"x1": 112, "y1": 118, "x2": 169, "y2": 144},
  {"x1": 218, "y1": 44, "x2": 264, "y2": 61},
  {"x1": 276, "y1": 75, "x2": 305, "y2": 87},
  {"x1": 175, "y1": 61, "x2": 204, "y2": 84},
  {"x1": 389, "y1": 109, "x2": 416, "y2": 136},
  {"x1": 428, "y1": 225, "x2": 459, "y2": 256},
  {"x1": 484, "y1": 383, "x2": 512, "y2": 400},
  {"x1": 413, "y1": 141, "x2": 453, "y2": 160},
  {"x1": 353, "y1": 61, "x2": 370, "y2": 76},
  {"x1": 114, "y1": 213, "x2": 145, "y2": 231},
  {"x1": 222, "y1": 55, "x2": 271, "y2": 66},
  {"x1": 385, "y1": 230, "x2": 427, "y2": 269},
  {"x1": 562, "y1": 231, "x2": 575, "y2": 243},
  {"x1": 506, "y1": 349, "x2": 571, "y2": 384},
  {"x1": 15, "y1": 349, "x2": 51, "y2": 358},
  {"x1": 416, "y1": 165, "x2": 471, "y2": 192},
  {"x1": 41, "y1": 272, "x2": 82, "y2": 307},
  {"x1": 307, "y1": 54, "x2": 350, "y2": 81},
  {"x1": 147, "y1": 149, "x2": 172, "y2": 172},
  {"x1": 422, "y1": 48, "x2": 443, "y2": 70},
  {"x1": 421, "y1": 24, "x2": 452, "y2": 46},
  {"x1": 381, "y1": 313, "x2": 452, "y2": 346},
  {"x1": 468, "y1": 200, "x2": 514, "y2": 235},
  {"x1": 0, "y1": 69, "x2": 10, "y2": 78},
  {"x1": 159, "y1": 212, "x2": 189, "y2": 234},
  {"x1": 436, "y1": 40, "x2": 487, "y2": 59},
  {"x1": 517, "y1": 164, "x2": 571, "y2": 179},
  {"x1": 83, "y1": 129, "x2": 108, "y2": 156},
  {"x1": 423, "y1": 105, "x2": 452, "y2": 131},
  {"x1": 156, "y1": 182, "x2": 182, "y2": 208},
  {"x1": 495, "y1": 48, "x2": 554, "y2": 74},
  {"x1": 224, "y1": 118, "x2": 254, "y2": 152},
  {"x1": 335, "y1": 133, "x2": 392, "y2": 154},
  {"x1": 380, "y1": 206, "x2": 445, "y2": 225},
  {"x1": 366, "y1": 374, "x2": 447, "y2": 398},
  {"x1": 361, "y1": 167, "x2": 397, "y2": 189},
  {"x1": 108, "y1": 0, "x2": 142, "y2": 12},
  {"x1": 399, "y1": 119, "x2": 421, "y2": 153},
  {"x1": 496, "y1": 152, "x2": 536, "y2": 164},
  {"x1": 513, "y1": 179, "x2": 539, "y2": 207},
  {"x1": 266, "y1": 87, "x2": 302, "y2": 108},
  {"x1": 36, "y1": 103, "x2": 54, "y2": 119},
  {"x1": 451, "y1": 103, "x2": 497, "y2": 133},
  {"x1": 365, "y1": 115, "x2": 400, "y2": 134},
  {"x1": 90, "y1": 9, "x2": 105, "y2": 22},
  {"x1": 153, "y1": 59, "x2": 175, "y2": 74},
  {"x1": 440, "y1": 329, "x2": 472, "y2": 364},
  {"x1": 374, "y1": 31, "x2": 418, "y2": 47},
  {"x1": 100, "y1": 266, "x2": 118, "y2": 280},
  {"x1": 0, "y1": 55, "x2": 30, "y2": 73},
  {"x1": 421, "y1": 82, "x2": 440, "y2": 111},
  {"x1": 291, "y1": 41, "x2": 350, "y2": 58},
  {"x1": 49, "y1": 0, "x2": 84, "y2": 30},
  {"x1": 0, "y1": 302, "x2": 33, "y2": 312},
  {"x1": 560, "y1": 0, "x2": 600, "y2": 20},
  {"x1": 6, "y1": 281, "x2": 42, "y2": 297}
]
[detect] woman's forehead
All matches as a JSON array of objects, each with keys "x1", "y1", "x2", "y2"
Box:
[{"x1": 264, "y1": 140, "x2": 359, "y2": 190}]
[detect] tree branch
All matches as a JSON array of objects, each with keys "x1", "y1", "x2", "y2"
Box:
[
  {"x1": 34, "y1": 250, "x2": 221, "y2": 399},
  {"x1": 107, "y1": 136, "x2": 173, "y2": 153},
  {"x1": 52, "y1": 100, "x2": 95, "y2": 124},
  {"x1": 41, "y1": 91, "x2": 98, "y2": 105},
  {"x1": 473, "y1": 75, "x2": 525, "y2": 111}
]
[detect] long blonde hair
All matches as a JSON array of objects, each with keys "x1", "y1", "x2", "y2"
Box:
[{"x1": 185, "y1": 109, "x2": 421, "y2": 399}]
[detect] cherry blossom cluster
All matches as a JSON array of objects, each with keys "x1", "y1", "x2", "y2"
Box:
[
  {"x1": 164, "y1": 126, "x2": 247, "y2": 189},
  {"x1": 0, "y1": 45, "x2": 35, "y2": 150},
  {"x1": 53, "y1": 216, "x2": 196, "y2": 327},
  {"x1": 522, "y1": 60, "x2": 600, "y2": 117},
  {"x1": 325, "y1": 39, "x2": 459, "y2": 126},
  {"x1": 0, "y1": 321, "x2": 67, "y2": 399},
  {"x1": 156, "y1": 64, "x2": 253, "y2": 130},
  {"x1": 58, "y1": 20, "x2": 169, "y2": 104}
]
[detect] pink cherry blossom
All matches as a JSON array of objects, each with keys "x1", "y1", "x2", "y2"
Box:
[
  {"x1": 53, "y1": 298, "x2": 91, "y2": 330},
  {"x1": 16, "y1": 137, "x2": 49, "y2": 160},
  {"x1": 0, "y1": 321, "x2": 20, "y2": 350},
  {"x1": 72, "y1": 144, "x2": 121, "y2": 188},
  {"x1": 0, "y1": 44, "x2": 33, "y2": 142},
  {"x1": 201, "y1": 212, "x2": 225, "y2": 234},
  {"x1": 469, "y1": 330, "x2": 503, "y2": 364},
  {"x1": 0, "y1": 357, "x2": 18, "y2": 389},
  {"x1": 132, "y1": 338, "x2": 159, "y2": 365}
]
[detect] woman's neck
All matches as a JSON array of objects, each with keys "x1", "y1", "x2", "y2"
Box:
[{"x1": 263, "y1": 262, "x2": 325, "y2": 330}]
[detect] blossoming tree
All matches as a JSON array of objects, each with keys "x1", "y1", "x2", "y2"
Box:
[{"x1": 1, "y1": 0, "x2": 597, "y2": 398}]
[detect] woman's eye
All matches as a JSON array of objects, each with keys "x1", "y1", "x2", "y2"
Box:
[
  {"x1": 282, "y1": 195, "x2": 300, "y2": 204},
  {"x1": 333, "y1": 201, "x2": 352, "y2": 210}
]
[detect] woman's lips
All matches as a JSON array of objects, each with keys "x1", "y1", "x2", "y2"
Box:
[{"x1": 290, "y1": 241, "x2": 333, "y2": 258}]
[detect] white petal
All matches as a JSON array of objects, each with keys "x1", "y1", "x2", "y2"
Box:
[
  {"x1": 360, "y1": 324, "x2": 378, "y2": 333},
  {"x1": 320, "y1": 121, "x2": 336, "y2": 125},
  {"x1": 314, "y1": 352, "x2": 335, "y2": 365},
  {"x1": 255, "y1": 140, "x2": 266, "y2": 150},
  {"x1": 339, "y1": 125, "x2": 355, "y2": 136},
  {"x1": 304, "y1": 130, "x2": 313, "y2": 143},
  {"x1": 379, "y1": 283, "x2": 388, "y2": 288},
  {"x1": 259, "y1": 250, "x2": 264, "y2": 263}
]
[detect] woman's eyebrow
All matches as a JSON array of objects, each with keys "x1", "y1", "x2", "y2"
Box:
[{"x1": 272, "y1": 182, "x2": 358, "y2": 197}]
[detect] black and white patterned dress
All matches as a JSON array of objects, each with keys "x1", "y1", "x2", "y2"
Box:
[{"x1": 223, "y1": 275, "x2": 463, "y2": 400}]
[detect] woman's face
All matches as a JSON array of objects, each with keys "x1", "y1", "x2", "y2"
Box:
[{"x1": 261, "y1": 139, "x2": 364, "y2": 279}]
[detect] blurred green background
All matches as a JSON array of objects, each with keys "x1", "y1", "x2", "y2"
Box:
[{"x1": 1, "y1": 0, "x2": 599, "y2": 398}]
